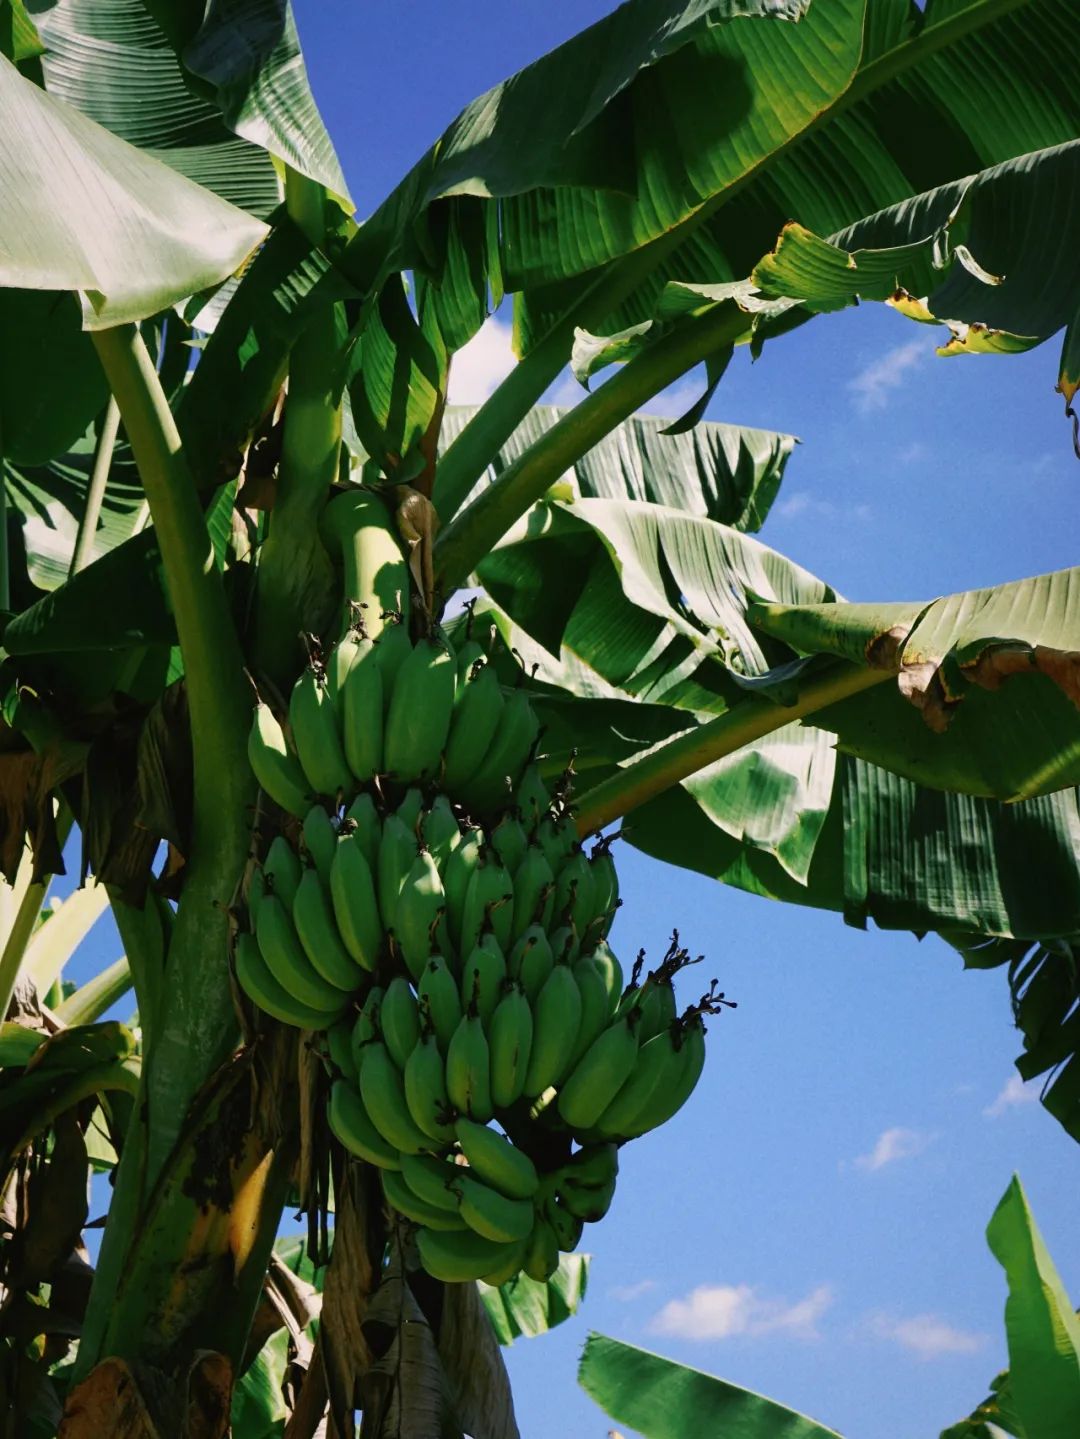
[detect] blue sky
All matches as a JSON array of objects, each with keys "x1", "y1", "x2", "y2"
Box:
[{"x1": 63, "y1": 6, "x2": 1080, "y2": 1438}]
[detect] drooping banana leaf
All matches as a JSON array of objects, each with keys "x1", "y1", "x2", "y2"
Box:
[
  {"x1": 473, "y1": 499, "x2": 1080, "y2": 942},
  {"x1": 138, "y1": 0, "x2": 350, "y2": 205},
  {"x1": 437, "y1": 405, "x2": 797, "y2": 531},
  {"x1": 478, "y1": 1255, "x2": 589, "y2": 1346},
  {"x1": 0, "y1": 51, "x2": 267, "y2": 326},
  {"x1": 28, "y1": 0, "x2": 282, "y2": 217}
]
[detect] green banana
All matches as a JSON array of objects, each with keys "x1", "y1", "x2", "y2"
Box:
[
  {"x1": 557, "y1": 1012, "x2": 641, "y2": 1131},
  {"x1": 374, "y1": 616, "x2": 413, "y2": 695},
  {"x1": 330, "y1": 832, "x2": 383, "y2": 971},
  {"x1": 247, "y1": 703, "x2": 310, "y2": 818},
  {"x1": 417, "y1": 957, "x2": 462, "y2": 1053},
  {"x1": 558, "y1": 1172, "x2": 616, "y2": 1223},
  {"x1": 515, "y1": 764, "x2": 551, "y2": 834},
  {"x1": 293, "y1": 865, "x2": 365, "y2": 992},
  {"x1": 589, "y1": 941, "x2": 624, "y2": 1013},
  {"x1": 619, "y1": 1015, "x2": 706, "y2": 1138},
  {"x1": 454, "y1": 1173, "x2": 534, "y2": 1244},
  {"x1": 509, "y1": 846, "x2": 555, "y2": 941},
  {"x1": 522, "y1": 1216, "x2": 560, "y2": 1282},
  {"x1": 453, "y1": 638, "x2": 486, "y2": 697},
  {"x1": 420, "y1": 794, "x2": 460, "y2": 868},
  {"x1": 404, "y1": 1025, "x2": 456, "y2": 1144},
  {"x1": 481, "y1": 1237, "x2": 530, "y2": 1286},
  {"x1": 344, "y1": 792, "x2": 381, "y2": 871},
  {"x1": 301, "y1": 804, "x2": 337, "y2": 886},
  {"x1": 488, "y1": 983, "x2": 533, "y2": 1110},
  {"x1": 326, "y1": 1019, "x2": 358, "y2": 1081},
  {"x1": 454, "y1": 1117, "x2": 538, "y2": 1200},
  {"x1": 416, "y1": 1226, "x2": 520, "y2": 1283},
  {"x1": 522, "y1": 958, "x2": 582, "y2": 1097},
  {"x1": 510, "y1": 926, "x2": 554, "y2": 1005},
  {"x1": 640, "y1": 978, "x2": 677, "y2": 1042},
  {"x1": 234, "y1": 931, "x2": 344, "y2": 1029},
  {"x1": 460, "y1": 688, "x2": 540, "y2": 812},
  {"x1": 458, "y1": 849, "x2": 513, "y2": 957},
  {"x1": 393, "y1": 849, "x2": 449, "y2": 980},
  {"x1": 264, "y1": 834, "x2": 302, "y2": 911},
  {"x1": 350, "y1": 985, "x2": 384, "y2": 1076},
  {"x1": 319, "y1": 488, "x2": 410, "y2": 640},
  {"x1": 442, "y1": 658, "x2": 504, "y2": 792},
  {"x1": 543, "y1": 1195, "x2": 584, "y2": 1253},
  {"x1": 442, "y1": 827, "x2": 483, "y2": 957},
  {"x1": 535, "y1": 812, "x2": 576, "y2": 874},
  {"x1": 567, "y1": 955, "x2": 611, "y2": 1069},
  {"x1": 382, "y1": 1169, "x2": 467, "y2": 1231},
  {"x1": 459, "y1": 942, "x2": 506, "y2": 1028},
  {"x1": 445, "y1": 1005, "x2": 493, "y2": 1122},
  {"x1": 490, "y1": 812, "x2": 528, "y2": 875},
  {"x1": 381, "y1": 976, "x2": 421, "y2": 1069},
  {"x1": 587, "y1": 840, "x2": 620, "y2": 941},
  {"x1": 396, "y1": 786, "x2": 424, "y2": 832},
  {"x1": 341, "y1": 632, "x2": 384, "y2": 782},
  {"x1": 547, "y1": 924, "x2": 579, "y2": 967},
  {"x1": 328, "y1": 1078, "x2": 401, "y2": 1169},
  {"x1": 377, "y1": 812, "x2": 418, "y2": 935},
  {"x1": 561, "y1": 1144, "x2": 619, "y2": 1189},
  {"x1": 324, "y1": 627, "x2": 362, "y2": 702},
  {"x1": 359, "y1": 1040, "x2": 432, "y2": 1155},
  {"x1": 552, "y1": 847, "x2": 596, "y2": 936},
  {"x1": 384, "y1": 635, "x2": 456, "y2": 782},
  {"x1": 399, "y1": 1153, "x2": 462, "y2": 1213},
  {"x1": 255, "y1": 891, "x2": 349, "y2": 1011},
  {"x1": 289, "y1": 666, "x2": 353, "y2": 797}
]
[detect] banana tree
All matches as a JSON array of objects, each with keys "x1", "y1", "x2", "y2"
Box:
[{"x1": 1, "y1": 1, "x2": 1079, "y2": 1434}]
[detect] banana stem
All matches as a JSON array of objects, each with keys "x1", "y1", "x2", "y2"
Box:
[
  {"x1": 70, "y1": 396, "x2": 121, "y2": 576},
  {"x1": 89, "y1": 324, "x2": 252, "y2": 1182},
  {"x1": 573, "y1": 661, "x2": 895, "y2": 837},
  {"x1": 434, "y1": 304, "x2": 746, "y2": 592},
  {"x1": 249, "y1": 169, "x2": 343, "y2": 684}
]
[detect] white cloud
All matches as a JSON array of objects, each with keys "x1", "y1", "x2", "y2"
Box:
[
  {"x1": 610, "y1": 1279, "x2": 657, "y2": 1303},
  {"x1": 650, "y1": 1283, "x2": 833, "y2": 1342},
  {"x1": 771, "y1": 491, "x2": 872, "y2": 523},
  {"x1": 866, "y1": 1312, "x2": 986, "y2": 1360},
  {"x1": 984, "y1": 1074, "x2": 1040, "y2": 1118},
  {"x1": 848, "y1": 339, "x2": 925, "y2": 413},
  {"x1": 898, "y1": 440, "x2": 928, "y2": 464},
  {"x1": 447, "y1": 317, "x2": 515, "y2": 405},
  {"x1": 853, "y1": 1127, "x2": 934, "y2": 1172}
]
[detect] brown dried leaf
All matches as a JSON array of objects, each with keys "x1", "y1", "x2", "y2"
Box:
[
  {"x1": 897, "y1": 661, "x2": 954, "y2": 733},
  {"x1": 437, "y1": 1280, "x2": 520, "y2": 1439},
  {"x1": 964, "y1": 642, "x2": 1080, "y2": 708},
  {"x1": 0, "y1": 726, "x2": 83, "y2": 883},
  {"x1": 394, "y1": 486, "x2": 439, "y2": 618},
  {"x1": 321, "y1": 1159, "x2": 382, "y2": 1431},
  {"x1": 865, "y1": 623, "x2": 908, "y2": 671},
  {"x1": 185, "y1": 1351, "x2": 232, "y2": 1439},
  {"x1": 7, "y1": 1110, "x2": 88, "y2": 1288},
  {"x1": 59, "y1": 1358, "x2": 163, "y2": 1439}
]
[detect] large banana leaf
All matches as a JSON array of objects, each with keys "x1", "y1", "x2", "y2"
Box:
[
  {"x1": 29, "y1": 0, "x2": 282, "y2": 217},
  {"x1": 437, "y1": 405, "x2": 797, "y2": 530},
  {"x1": 0, "y1": 51, "x2": 267, "y2": 325},
  {"x1": 476, "y1": 499, "x2": 1080, "y2": 941},
  {"x1": 578, "y1": 1333, "x2": 842, "y2": 1439},
  {"x1": 139, "y1": 0, "x2": 350, "y2": 204}
]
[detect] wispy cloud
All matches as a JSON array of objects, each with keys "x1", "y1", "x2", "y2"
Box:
[
  {"x1": 610, "y1": 1279, "x2": 657, "y2": 1303},
  {"x1": 853, "y1": 1127, "x2": 935, "y2": 1172},
  {"x1": 898, "y1": 440, "x2": 928, "y2": 465},
  {"x1": 649, "y1": 1283, "x2": 833, "y2": 1342},
  {"x1": 771, "y1": 490, "x2": 872, "y2": 523},
  {"x1": 848, "y1": 339, "x2": 925, "y2": 413},
  {"x1": 984, "y1": 1074, "x2": 1040, "y2": 1118},
  {"x1": 447, "y1": 317, "x2": 515, "y2": 405},
  {"x1": 866, "y1": 1312, "x2": 986, "y2": 1360}
]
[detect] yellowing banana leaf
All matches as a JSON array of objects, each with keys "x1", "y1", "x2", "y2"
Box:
[
  {"x1": 438, "y1": 406, "x2": 797, "y2": 532},
  {"x1": 0, "y1": 50, "x2": 267, "y2": 326},
  {"x1": 479, "y1": 1254, "x2": 589, "y2": 1345},
  {"x1": 986, "y1": 1177, "x2": 1080, "y2": 1439},
  {"x1": 578, "y1": 1333, "x2": 843, "y2": 1439}
]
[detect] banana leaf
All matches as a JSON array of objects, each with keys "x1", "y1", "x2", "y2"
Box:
[{"x1": 479, "y1": 1254, "x2": 589, "y2": 1345}]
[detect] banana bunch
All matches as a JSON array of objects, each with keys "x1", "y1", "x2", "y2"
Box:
[
  {"x1": 247, "y1": 616, "x2": 541, "y2": 822},
  {"x1": 239, "y1": 484, "x2": 735, "y2": 1288}
]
